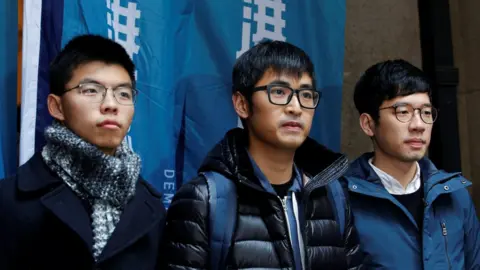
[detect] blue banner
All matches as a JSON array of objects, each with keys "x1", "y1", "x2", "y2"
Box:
[
  {"x1": 0, "y1": 0, "x2": 18, "y2": 179},
  {"x1": 22, "y1": 0, "x2": 346, "y2": 208}
]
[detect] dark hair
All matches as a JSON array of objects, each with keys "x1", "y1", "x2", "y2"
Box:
[
  {"x1": 49, "y1": 34, "x2": 135, "y2": 96},
  {"x1": 353, "y1": 59, "x2": 431, "y2": 122},
  {"x1": 232, "y1": 40, "x2": 316, "y2": 98}
]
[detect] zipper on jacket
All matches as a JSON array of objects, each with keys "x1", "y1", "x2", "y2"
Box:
[
  {"x1": 278, "y1": 195, "x2": 296, "y2": 266},
  {"x1": 441, "y1": 222, "x2": 452, "y2": 270},
  {"x1": 279, "y1": 196, "x2": 293, "y2": 244}
]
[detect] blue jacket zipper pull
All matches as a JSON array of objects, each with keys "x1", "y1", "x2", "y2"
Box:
[{"x1": 441, "y1": 222, "x2": 448, "y2": 236}]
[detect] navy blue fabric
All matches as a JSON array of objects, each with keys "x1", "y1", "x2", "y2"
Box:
[{"x1": 35, "y1": 0, "x2": 64, "y2": 151}]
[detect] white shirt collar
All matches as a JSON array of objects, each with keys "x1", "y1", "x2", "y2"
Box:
[{"x1": 368, "y1": 158, "x2": 421, "y2": 195}]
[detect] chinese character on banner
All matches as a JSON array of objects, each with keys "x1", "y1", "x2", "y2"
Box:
[
  {"x1": 236, "y1": 0, "x2": 286, "y2": 58},
  {"x1": 106, "y1": 0, "x2": 141, "y2": 150},
  {"x1": 107, "y1": 0, "x2": 141, "y2": 58}
]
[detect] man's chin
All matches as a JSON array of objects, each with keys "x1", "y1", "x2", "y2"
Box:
[
  {"x1": 400, "y1": 153, "x2": 425, "y2": 163},
  {"x1": 91, "y1": 137, "x2": 124, "y2": 150},
  {"x1": 277, "y1": 136, "x2": 305, "y2": 150}
]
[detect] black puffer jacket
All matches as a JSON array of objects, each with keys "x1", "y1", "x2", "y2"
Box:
[{"x1": 162, "y1": 129, "x2": 364, "y2": 269}]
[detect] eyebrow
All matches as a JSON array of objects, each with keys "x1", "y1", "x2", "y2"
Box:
[
  {"x1": 269, "y1": 80, "x2": 290, "y2": 86},
  {"x1": 79, "y1": 78, "x2": 101, "y2": 85},
  {"x1": 269, "y1": 80, "x2": 313, "y2": 89},
  {"x1": 79, "y1": 78, "x2": 133, "y2": 88},
  {"x1": 299, "y1": 83, "x2": 314, "y2": 89},
  {"x1": 394, "y1": 102, "x2": 432, "y2": 107}
]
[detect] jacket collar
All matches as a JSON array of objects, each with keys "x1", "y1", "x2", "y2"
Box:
[
  {"x1": 198, "y1": 128, "x2": 347, "y2": 191},
  {"x1": 345, "y1": 152, "x2": 464, "y2": 188},
  {"x1": 17, "y1": 152, "x2": 62, "y2": 192},
  {"x1": 247, "y1": 150, "x2": 303, "y2": 195}
]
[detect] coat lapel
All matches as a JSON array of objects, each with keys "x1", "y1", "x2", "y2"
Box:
[
  {"x1": 97, "y1": 182, "x2": 163, "y2": 262},
  {"x1": 17, "y1": 153, "x2": 94, "y2": 253},
  {"x1": 40, "y1": 184, "x2": 94, "y2": 252}
]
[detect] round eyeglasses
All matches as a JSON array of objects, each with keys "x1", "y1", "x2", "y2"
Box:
[
  {"x1": 379, "y1": 103, "x2": 438, "y2": 124},
  {"x1": 252, "y1": 84, "x2": 321, "y2": 109},
  {"x1": 65, "y1": 82, "x2": 138, "y2": 106}
]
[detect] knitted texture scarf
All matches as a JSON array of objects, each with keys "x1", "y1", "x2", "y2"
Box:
[{"x1": 41, "y1": 121, "x2": 141, "y2": 260}]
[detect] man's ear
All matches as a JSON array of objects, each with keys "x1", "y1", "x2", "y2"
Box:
[
  {"x1": 359, "y1": 113, "x2": 376, "y2": 137},
  {"x1": 47, "y1": 94, "x2": 65, "y2": 121},
  {"x1": 232, "y1": 92, "x2": 250, "y2": 120}
]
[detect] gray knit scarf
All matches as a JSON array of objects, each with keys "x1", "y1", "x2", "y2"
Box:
[{"x1": 41, "y1": 121, "x2": 141, "y2": 260}]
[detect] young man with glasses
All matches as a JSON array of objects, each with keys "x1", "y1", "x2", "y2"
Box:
[
  {"x1": 342, "y1": 59, "x2": 479, "y2": 269},
  {"x1": 0, "y1": 35, "x2": 166, "y2": 269},
  {"x1": 161, "y1": 40, "x2": 365, "y2": 269}
]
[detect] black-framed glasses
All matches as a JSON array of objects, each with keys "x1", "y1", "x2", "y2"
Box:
[
  {"x1": 253, "y1": 84, "x2": 321, "y2": 109},
  {"x1": 65, "y1": 82, "x2": 138, "y2": 106},
  {"x1": 379, "y1": 103, "x2": 438, "y2": 124}
]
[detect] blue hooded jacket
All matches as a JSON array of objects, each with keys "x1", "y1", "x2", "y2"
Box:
[{"x1": 342, "y1": 153, "x2": 480, "y2": 270}]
